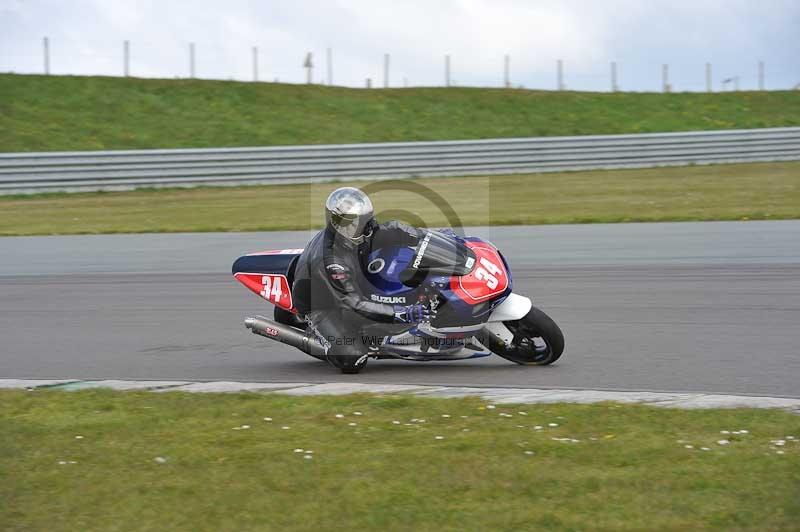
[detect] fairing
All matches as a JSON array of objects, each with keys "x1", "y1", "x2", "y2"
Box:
[
  {"x1": 401, "y1": 230, "x2": 475, "y2": 278},
  {"x1": 232, "y1": 249, "x2": 302, "y2": 312},
  {"x1": 361, "y1": 234, "x2": 512, "y2": 327}
]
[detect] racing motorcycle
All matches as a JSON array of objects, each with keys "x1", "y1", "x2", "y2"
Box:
[{"x1": 232, "y1": 229, "x2": 564, "y2": 369}]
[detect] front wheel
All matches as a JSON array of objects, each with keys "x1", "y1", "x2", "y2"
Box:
[{"x1": 483, "y1": 306, "x2": 564, "y2": 365}]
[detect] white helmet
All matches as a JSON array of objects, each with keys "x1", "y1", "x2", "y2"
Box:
[{"x1": 325, "y1": 187, "x2": 375, "y2": 244}]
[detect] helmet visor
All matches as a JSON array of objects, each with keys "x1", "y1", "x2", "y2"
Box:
[{"x1": 330, "y1": 211, "x2": 366, "y2": 240}]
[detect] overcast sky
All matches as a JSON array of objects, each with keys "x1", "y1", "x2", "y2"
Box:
[{"x1": 1, "y1": 0, "x2": 798, "y2": 91}]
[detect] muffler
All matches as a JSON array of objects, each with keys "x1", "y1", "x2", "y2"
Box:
[{"x1": 244, "y1": 315, "x2": 327, "y2": 361}]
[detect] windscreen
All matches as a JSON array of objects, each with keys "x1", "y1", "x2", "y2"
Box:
[{"x1": 400, "y1": 230, "x2": 475, "y2": 283}]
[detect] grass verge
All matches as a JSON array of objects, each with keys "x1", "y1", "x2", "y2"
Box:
[
  {"x1": 1, "y1": 74, "x2": 799, "y2": 152},
  {"x1": 0, "y1": 161, "x2": 799, "y2": 236},
  {"x1": 1, "y1": 389, "x2": 798, "y2": 531}
]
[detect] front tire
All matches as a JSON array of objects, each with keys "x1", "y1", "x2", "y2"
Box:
[{"x1": 484, "y1": 306, "x2": 564, "y2": 365}]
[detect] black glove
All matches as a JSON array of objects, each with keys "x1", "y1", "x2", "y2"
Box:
[{"x1": 394, "y1": 303, "x2": 436, "y2": 324}]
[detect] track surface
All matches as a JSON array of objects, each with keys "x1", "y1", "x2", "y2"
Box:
[{"x1": 1, "y1": 221, "x2": 799, "y2": 397}]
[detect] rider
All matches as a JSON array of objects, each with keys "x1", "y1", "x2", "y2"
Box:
[{"x1": 291, "y1": 187, "x2": 435, "y2": 374}]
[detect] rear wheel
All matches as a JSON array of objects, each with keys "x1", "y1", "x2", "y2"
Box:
[
  {"x1": 273, "y1": 307, "x2": 329, "y2": 362},
  {"x1": 339, "y1": 357, "x2": 368, "y2": 374},
  {"x1": 484, "y1": 306, "x2": 564, "y2": 365},
  {"x1": 275, "y1": 306, "x2": 306, "y2": 329},
  {"x1": 330, "y1": 354, "x2": 369, "y2": 374}
]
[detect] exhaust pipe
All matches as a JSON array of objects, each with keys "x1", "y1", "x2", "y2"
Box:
[{"x1": 244, "y1": 315, "x2": 327, "y2": 360}]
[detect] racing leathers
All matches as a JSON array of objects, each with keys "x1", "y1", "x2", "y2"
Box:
[{"x1": 291, "y1": 220, "x2": 430, "y2": 371}]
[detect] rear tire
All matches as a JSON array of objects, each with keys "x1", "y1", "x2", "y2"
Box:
[
  {"x1": 273, "y1": 307, "x2": 329, "y2": 362},
  {"x1": 336, "y1": 355, "x2": 369, "y2": 374},
  {"x1": 275, "y1": 306, "x2": 306, "y2": 329},
  {"x1": 484, "y1": 306, "x2": 564, "y2": 366}
]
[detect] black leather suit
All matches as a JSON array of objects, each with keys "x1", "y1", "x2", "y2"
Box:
[{"x1": 292, "y1": 220, "x2": 421, "y2": 369}]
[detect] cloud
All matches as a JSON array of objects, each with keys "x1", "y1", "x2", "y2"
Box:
[{"x1": 1, "y1": 0, "x2": 798, "y2": 90}]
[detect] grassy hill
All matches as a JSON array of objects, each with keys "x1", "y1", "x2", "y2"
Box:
[{"x1": 1, "y1": 73, "x2": 799, "y2": 152}]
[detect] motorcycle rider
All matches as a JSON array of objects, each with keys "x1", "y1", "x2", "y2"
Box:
[{"x1": 291, "y1": 187, "x2": 435, "y2": 373}]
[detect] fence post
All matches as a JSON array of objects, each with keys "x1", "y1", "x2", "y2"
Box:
[
  {"x1": 124, "y1": 40, "x2": 130, "y2": 77},
  {"x1": 326, "y1": 47, "x2": 333, "y2": 85},
  {"x1": 706, "y1": 63, "x2": 712, "y2": 93},
  {"x1": 43, "y1": 37, "x2": 50, "y2": 75},
  {"x1": 189, "y1": 43, "x2": 195, "y2": 78},
  {"x1": 303, "y1": 52, "x2": 313, "y2": 84},
  {"x1": 252, "y1": 46, "x2": 259, "y2": 82},
  {"x1": 557, "y1": 59, "x2": 564, "y2": 90},
  {"x1": 610, "y1": 61, "x2": 618, "y2": 92}
]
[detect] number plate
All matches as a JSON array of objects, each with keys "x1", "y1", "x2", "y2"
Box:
[
  {"x1": 450, "y1": 243, "x2": 509, "y2": 303},
  {"x1": 234, "y1": 273, "x2": 294, "y2": 310}
]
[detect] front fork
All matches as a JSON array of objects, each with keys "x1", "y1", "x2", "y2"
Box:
[{"x1": 475, "y1": 321, "x2": 517, "y2": 357}]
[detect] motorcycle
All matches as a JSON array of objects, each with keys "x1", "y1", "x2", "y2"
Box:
[{"x1": 232, "y1": 229, "x2": 564, "y2": 370}]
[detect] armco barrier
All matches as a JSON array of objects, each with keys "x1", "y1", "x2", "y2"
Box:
[{"x1": 1, "y1": 127, "x2": 799, "y2": 193}]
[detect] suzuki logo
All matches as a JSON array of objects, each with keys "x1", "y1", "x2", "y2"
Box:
[{"x1": 370, "y1": 294, "x2": 407, "y2": 304}]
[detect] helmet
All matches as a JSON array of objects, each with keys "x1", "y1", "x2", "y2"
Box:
[{"x1": 324, "y1": 187, "x2": 375, "y2": 244}]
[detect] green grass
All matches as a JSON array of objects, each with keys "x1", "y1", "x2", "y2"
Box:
[
  {"x1": 0, "y1": 161, "x2": 798, "y2": 236},
  {"x1": 1, "y1": 389, "x2": 798, "y2": 531},
  {"x1": 1, "y1": 74, "x2": 799, "y2": 152}
]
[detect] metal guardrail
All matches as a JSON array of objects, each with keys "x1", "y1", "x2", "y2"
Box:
[{"x1": 1, "y1": 127, "x2": 799, "y2": 194}]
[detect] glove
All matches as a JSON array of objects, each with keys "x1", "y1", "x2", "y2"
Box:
[{"x1": 394, "y1": 303, "x2": 436, "y2": 324}]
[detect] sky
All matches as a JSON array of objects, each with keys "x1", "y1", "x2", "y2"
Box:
[{"x1": 1, "y1": 0, "x2": 798, "y2": 92}]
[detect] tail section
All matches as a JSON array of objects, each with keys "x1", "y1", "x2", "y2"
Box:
[{"x1": 232, "y1": 249, "x2": 303, "y2": 312}]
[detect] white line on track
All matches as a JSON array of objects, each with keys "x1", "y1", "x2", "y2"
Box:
[{"x1": 2, "y1": 379, "x2": 799, "y2": 412}]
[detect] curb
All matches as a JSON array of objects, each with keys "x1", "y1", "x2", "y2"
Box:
[{"x1": 2, "y1": 379, "x2": 799, "y2": 412}]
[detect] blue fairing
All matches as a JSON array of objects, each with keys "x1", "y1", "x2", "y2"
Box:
[
  {"x1": 363, "y1": 246, "x2": 416, "y2": 295},
  {"x1": 362, "y1": 234, "x2": 511, "y2": 326},
  {"x1": 232, "y1": 253, "x2": 300, "y2": 276}
]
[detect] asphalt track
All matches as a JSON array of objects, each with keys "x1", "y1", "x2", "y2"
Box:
[{"x1": 1, "y1": 221, "x2": 798, "y2": 397}]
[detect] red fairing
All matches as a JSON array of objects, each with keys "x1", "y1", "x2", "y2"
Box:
[
  {"x1": 450, "y1": 241, "x2": 509, "y2": 304},
  {"x1": 234, "y1": 273, "x2": 295, "y2": 312},
  {"x1": 246, "y1": 248, "x2": 304, "y2": 256}
]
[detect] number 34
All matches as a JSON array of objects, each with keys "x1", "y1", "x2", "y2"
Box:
[
  {"x1": 474, "y1": 257, "x2": 502, "y2": 289},
  {"x1": 260, "y1": 275, "x2": 283, "y2": 301}
]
